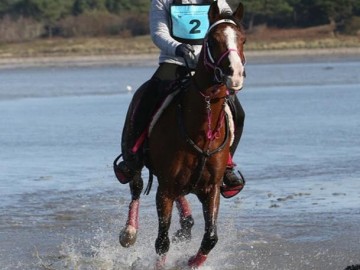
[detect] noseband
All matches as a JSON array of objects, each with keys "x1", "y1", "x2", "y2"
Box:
[{"x1": 203, "y1": 19, "x2": 246, "y2": 84}]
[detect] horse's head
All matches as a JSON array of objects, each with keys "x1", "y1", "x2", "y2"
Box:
[{"x1": 202, "y1": 2, "x2": 246, "y2": 92}]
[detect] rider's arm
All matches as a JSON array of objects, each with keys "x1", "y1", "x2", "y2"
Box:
[
  {"x1": 150, "y1": 0, "x2": 181, "y2": 56},
  {"x1": 150, "y1": 0, "x2": 234, "y2": 65}
]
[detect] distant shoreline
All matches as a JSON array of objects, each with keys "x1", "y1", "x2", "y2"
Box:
[{"x1": 1, "y1": 47, "x2": 360, "y2": 69}]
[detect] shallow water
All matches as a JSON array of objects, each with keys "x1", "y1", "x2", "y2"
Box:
[{"x1": 0, "y1": 59, "x2": 360, "y2": 269}]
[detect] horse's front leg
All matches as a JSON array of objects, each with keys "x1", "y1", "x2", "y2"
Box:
[
  {"x1": 155, "y1": 188, "x2": 174, "y2": 269},
  {"x1": 173, "y1": 196, "x2": 194, "y2": 243},
  {"x1": 189, "y1": 186, "x2": 221, "y2": 268},
  {"x1": 119, "y1": 173, "x2": 143, "y2": 247}
]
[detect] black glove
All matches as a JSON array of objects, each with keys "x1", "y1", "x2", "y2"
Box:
[
  {"x1": 175, "y1": 44, "x2": 195, "y2": 58},
  {"x1": 175, "y1": 44, "x2": 197, "y2": 68}
]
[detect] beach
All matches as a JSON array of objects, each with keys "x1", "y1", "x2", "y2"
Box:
[
  {"x1": 1, "y1": 47, "x2": 360, "y2": 69},
  {"x1": 0, "y1": 49, "x2": 360, "y2": 269}
]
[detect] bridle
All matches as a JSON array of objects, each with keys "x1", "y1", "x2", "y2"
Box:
[
  {"x1": 181, "y1": 18, "x2": 246, "y2": 145},
  {"x1": 178, "y1": 19, "x2": 244, "y2": 154},
  {"x1": 203, "y1": 19, "x2": 246, "y2": 86},
  {"x1": 177, "y1": 18, "x2": 246, "y2": 190}
]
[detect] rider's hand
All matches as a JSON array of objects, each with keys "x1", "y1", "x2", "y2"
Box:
[
  {"x1": 175, "y1": 44, "x2": 194, "y2": 57},
  {"x1": 175, "y1": 44, "x2": 197, "y2": 68}
]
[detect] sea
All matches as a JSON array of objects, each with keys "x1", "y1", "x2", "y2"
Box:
[{"x1": 0, "y1": 55, "x2": 360, "y2": 270}]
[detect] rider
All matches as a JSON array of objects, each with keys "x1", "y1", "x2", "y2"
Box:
[{"x1": 114, "y1": 0, "x2": 245, "y2": 193}]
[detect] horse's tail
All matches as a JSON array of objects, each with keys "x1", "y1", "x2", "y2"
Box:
[{"x1": 144, "y1": 170, "x2": 153, "y2": 195}]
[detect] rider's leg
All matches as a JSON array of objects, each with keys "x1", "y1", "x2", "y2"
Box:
[
  {"x1": 115, "y1": 80, "x2": 151, "y2": 184},
  {"x1": 224, "y1": 94, "x2": 245, "y2": 187},
  {"x1": 115, "y1": 63, "x2": 188, "y2": 184}
]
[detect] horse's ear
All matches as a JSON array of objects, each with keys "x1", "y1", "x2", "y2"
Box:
[
  {"x1": 233, "y1": 2, "x2": 244, "y2": 21},
  {"x1": 208, "y1": 1, "x2": 220, "y2": 24}
]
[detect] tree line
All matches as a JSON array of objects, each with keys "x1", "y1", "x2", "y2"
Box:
[{"x1": 0, "y1": 0, "x2": 360, "y2": 42}]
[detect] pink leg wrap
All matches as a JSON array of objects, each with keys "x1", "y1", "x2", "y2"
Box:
[
  {"x1": 127, "y1": 200, "x2": 139, "y2": 229},
  {"x1": 176, "y1": 196, "x2": 192, "y2": 219},
  {"x1": 188, "y1": 251, "x2": 207, "y2": 268},
  {"x1": 155, "y1": 255, "x2": 166, "y2": 270}
]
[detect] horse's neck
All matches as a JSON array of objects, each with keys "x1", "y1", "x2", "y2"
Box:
[{"x1": 182, "y1": 64, "x2": 227, "y2": 133}]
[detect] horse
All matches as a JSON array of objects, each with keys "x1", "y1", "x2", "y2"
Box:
[{"x1": 119, "y1": 2, "x2": 246, "y2": 269}]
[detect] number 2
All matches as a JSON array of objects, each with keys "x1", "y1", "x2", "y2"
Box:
[{"x1": 189, "y1": 19, "x2": 201, "y2": 34}]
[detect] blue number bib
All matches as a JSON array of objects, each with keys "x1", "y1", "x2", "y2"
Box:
[{"x1": 170, "y1": 4, "x2": 210, "y2": 45}]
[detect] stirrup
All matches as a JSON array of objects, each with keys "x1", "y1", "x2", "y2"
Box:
[
  {"x1": 113, "y1": 154, "x2": 131, "y2": 184},
  {"x1": 220, "y1": 170, "x2": 245, "y2": 199}
]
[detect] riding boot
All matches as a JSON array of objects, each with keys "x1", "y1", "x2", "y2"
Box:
[
  {"x1": 223, "y1": 95, "x2": 245, "y2": 188},
  {"x1": 114, "y1": 79, "x2": 161, "y2": 184},
  {"x1": 114, "y1": 86, "x2": 145, "y2": 184},
  {"x1": 114, "y1": 63, "x2": 190, "y2": 184}
]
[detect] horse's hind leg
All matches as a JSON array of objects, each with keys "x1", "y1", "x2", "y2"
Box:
[
  {"x1": 154, "y1": 188, "x2": 174, "y2": 269},
  {"x1": 188, "y1": 188, "x2": 220, "y2": 268},
  {"x1": 173, "y1": 196, "x2": 194, "y2": 243},
  {"x1": 119, "y1": 172, "x2": 143, "y2": 247}
]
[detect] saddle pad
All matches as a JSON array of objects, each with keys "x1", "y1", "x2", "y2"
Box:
[{"x1": 148, "y1": 89, "x2": 181, "y2": 135}]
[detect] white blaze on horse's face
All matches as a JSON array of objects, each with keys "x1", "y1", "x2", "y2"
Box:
[{"x1": 224, "y1": 26, "x2": 245, "y2": 91}]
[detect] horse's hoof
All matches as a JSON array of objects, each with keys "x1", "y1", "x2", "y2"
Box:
[
  {"x1": 172, "y1": 229, "x2": 191, "y2": 243},
  {"x1": 119, "y1": 225, "x2": 137, "y2": 247},
  {"x1": 155, "y1": 255, "x2": 166, "y2": 270},
  {"x1": 173, "y1": 215, "x2": 194, "y2": 243},
  {"x1": 188, "y1": 252, "x2": 207, "y2": 269}
]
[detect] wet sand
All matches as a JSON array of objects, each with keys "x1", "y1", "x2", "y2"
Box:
[
  {"x1": 1, "y1": 51, "x2": 359, "y2": 269},
  {"x1": 0, "y1": 47, "x2": 360, "y2": 69},
  {"x1": 2, "y1": 186, "x2": 359, "y2": 270}
]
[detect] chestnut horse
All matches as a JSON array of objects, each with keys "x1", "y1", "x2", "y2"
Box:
[{"x1": 120, "y1": 2, "x2": 246, "y2": 269}]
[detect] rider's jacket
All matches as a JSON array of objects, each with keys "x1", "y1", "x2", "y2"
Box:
[{"x1": 150, "y1": 0, "x2": 232, "y2": 66}]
